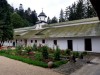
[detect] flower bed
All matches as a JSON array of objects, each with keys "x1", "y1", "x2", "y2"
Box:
[{"x1": 0, "y1": 45, "x2": 87, "y2": 68}]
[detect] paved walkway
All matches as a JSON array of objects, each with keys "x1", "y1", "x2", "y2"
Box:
[
  {"x1": 71, "y1": 57, "x2": 100, "y2": 75},
  {"x1": 0, "y1": 56, "x2": 62, "y2": 75}
]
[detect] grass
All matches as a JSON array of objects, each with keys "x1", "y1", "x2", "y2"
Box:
[
  {"x1": 0, "y1": 52, "x2": 48, "y2": 68},
  {"x1": 53, "y1": 60, "x2": 67, "y2": 67}
]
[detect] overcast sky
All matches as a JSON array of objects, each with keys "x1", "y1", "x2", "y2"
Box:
[{"x1": 7, "y1": 0, "x2": 77, "y2": 19}]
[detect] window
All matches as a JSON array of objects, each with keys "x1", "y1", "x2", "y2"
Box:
[
  {"x1": 35, "y1": 40, "x2": 37, "y2": 43},
  {"x1": 31, "y1": 40, "x2": 33, "y2": 43},
  {"x1": 42, "y1": 39, "x2": 45, "y2": 44},
  {"x1": 54, "y1": 40, "x2": 57, "y2": 45},
  {"x1": 21, "y1": 40, "x2": 22, "y2": 42}
]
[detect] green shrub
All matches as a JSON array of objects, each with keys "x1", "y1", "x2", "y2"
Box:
[
  {"x1": 79, "y1": 53, "x2": 83, "y2": 59},
  {"x1": 72, "y1": 51, "x2": 80, "y2": 58},
  {"x1": 33, "y1": 44, "x2": 38, "y2": 51},
  {"x1": 0, "y1": 49, "x2": 17, "y2": 55},
  {"x1": 25, "y1": 46, "x2": 33, "y2": 54},
  {"x1": 42, "y1": 46, "x2": 49, "y2": 59},
  {"x1": 5, "y1": 49, "x2": 13, "y2": 54},
  {"x1": 53, "y1": 60, "x2": 67, "y2": 67},
  {"x1": 48, "y1": 49, "x2": 54, "y2": 54},
  {"x1": 82, "y1": 51, "x2": 88, "y2": 56},
  {"x1": 66, "y1": 49, "x2": 71, "y2": 56},
  {"x1": 15, "y1": 45, "x2": 23, "y2": 55},
  {"x1": 34, "y1": 52, "x2": 43, "y2": 61},
  {"x1": 54, "y1": 46, "x2": 61, "y2": 61},
  {"x1": 0, "y1": 50, "x2": 6, "y2": 54},
  {"x1": 16, "y1": 45, "x2": 23, "y2": 50},
  {"x1": 60, "y1": 50, "x2": 66, "y2": 56}
]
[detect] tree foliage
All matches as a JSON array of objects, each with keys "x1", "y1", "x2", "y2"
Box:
[
  {"x1": 65, "y1": 0, "x2": 97, "y2": 21},
  {"x1": 59, "y1": 9, "x2": 65, "y2": 22},
  {"x1": 11, "y1": 13, "x2": 29, "y2": 28},
  {"x1": 51, "y1": 16, "x2": 58, "y2": 24},
  {"x1": 0, "y1": 0, "x2": 14, "y2": 44}
]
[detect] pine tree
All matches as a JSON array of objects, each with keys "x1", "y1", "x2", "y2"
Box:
[
  {"x1": 30, "y1": 10, "x2": 38, "y2": 25},
  {"x1": 47, "y1": 17, "x2": 51, "y2": 24},
  {"x1": 75, "y1": 0, "x2": 85, "y2": 19},
  {"x1": 68, "y1": 3, "x2": 77, "y2": 20},
  {"x1": 0, "y1": 0, "x2": 14, "y2": 45},
  {"x1": 59, "y1": 9, "x2": 65, "y2": 22},
  {"x1": 85, "y1": 0, "x2": 97, "y2": 18},
  {"x1": 11, "y1": 13, "x2": 29, "y2": 28},
  {"x1": 51, "y1": 16, "x2": 58, "y2": 24}
]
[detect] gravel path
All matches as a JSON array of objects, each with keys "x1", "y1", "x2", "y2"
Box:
[
  {"x1": 0, "y1": 56, "x2": 63, "y2": 75},
  {"x1": 53, "y1": 55, "x2": 95, "y2": 75},
  {"x1": 70, "y1": 57, "x2": 100, "y2": 75}
]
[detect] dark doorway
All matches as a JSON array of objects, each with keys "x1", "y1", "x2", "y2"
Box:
[
  {"x1": 42, "y1": 39, "x2": 45, "y2": 44},
  {"x1": 54, "y1": 40, "x2": 57, "y2": 45},
  {"x1": 13, "y1": 42, "x2": 15, "y2": 47},
  {"x1": 24, "y1": 39, "x2": 27, "y2": 46},
  {"x1": 67, "y1": 40, "x2": 73, "y2": 50},
  {"x1": 85, "y1": 39, "x2": 92, "y2": 51}
]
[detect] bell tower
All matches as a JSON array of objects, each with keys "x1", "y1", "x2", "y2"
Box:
[{"x1": 36, "y1": 9, "x2": 47, "y2": 30}]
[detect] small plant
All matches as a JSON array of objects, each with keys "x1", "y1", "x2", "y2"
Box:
[
  {"x1": 42, "y1": 46, "x2": 49, "y2": 59},
  {"x1": 16, "y1": 45, "x2": 23, "y2": 50},
  {"x1": 66, "y1": 49, "x2": 71, "y2": 56},
  {"x1": 33, "y1": 44, "x2": 38, "y2": 51},
  {"x1": 25, "y1": 46, "x2": 33, "y2": 55},
  {"x1": 0, "y1": 50, "x2": 6, "y2": 54},
  {"x1": 82, "y1": 51, "x2": 88, "y2": 56},
  {"x1": 72, "y1": 51, "x2": 79, "y2": 58},
  {"x1": 15, "y1": 45, "x2": 23, "y2": 55},
  {"x1": 70, "y1": 55, "x2": 76, "y2": 63},
  {"x1": 5, "y1": 48, "x2": 13, "y2": 55},
  {"x1": 79, "y1": 53, "x2": 83, "y2": 59},
  {"x1": 34, "y1": 52, "x2": 43, "y2": 61},
  {"x1": 54, "y1": 46, "x2": 61, "y2": 61},
  {"x1": 60, "y1": 50, "x2": 66, "y2": 56},
  {"x1": 53, "y1": 60, "x2": 67, "y2": 67}
]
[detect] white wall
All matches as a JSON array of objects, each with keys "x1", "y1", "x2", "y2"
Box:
[
  {"x1": 92, "y1": 37, "x2": 100, "y2": 52},
  {"x1": 3, "y1": 41, "x2": 13, "y2": 46},
  {"x1": 73, "y1": 38, "x2": 85, "y2": 52},
  {"x1": 3, "y1": 37, "x2": 100, "y2": 53}
]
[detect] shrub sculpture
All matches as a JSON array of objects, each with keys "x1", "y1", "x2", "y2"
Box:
[
  {"x1": 42, "y1": 46, "x2": 49, "y2": 59},
  {"x1": 54, "y1": 46, "x2": 61, "y2": 61},
  {"x1": 33, "y1": 44, "x2": 38, "y2": 51}
]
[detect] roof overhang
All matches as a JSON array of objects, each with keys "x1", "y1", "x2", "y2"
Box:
[{"x1": 90, "y1": 0, "x2": 100, "y2": 20}]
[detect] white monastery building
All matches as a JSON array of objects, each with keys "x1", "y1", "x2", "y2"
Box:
[{"x1": 3, "y1": 10, "x2": 100, "y2": 53}]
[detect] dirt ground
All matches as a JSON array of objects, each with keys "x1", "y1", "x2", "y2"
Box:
[{"x1": 0, "y1": 56, "x2": 62, "y2": 75}]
